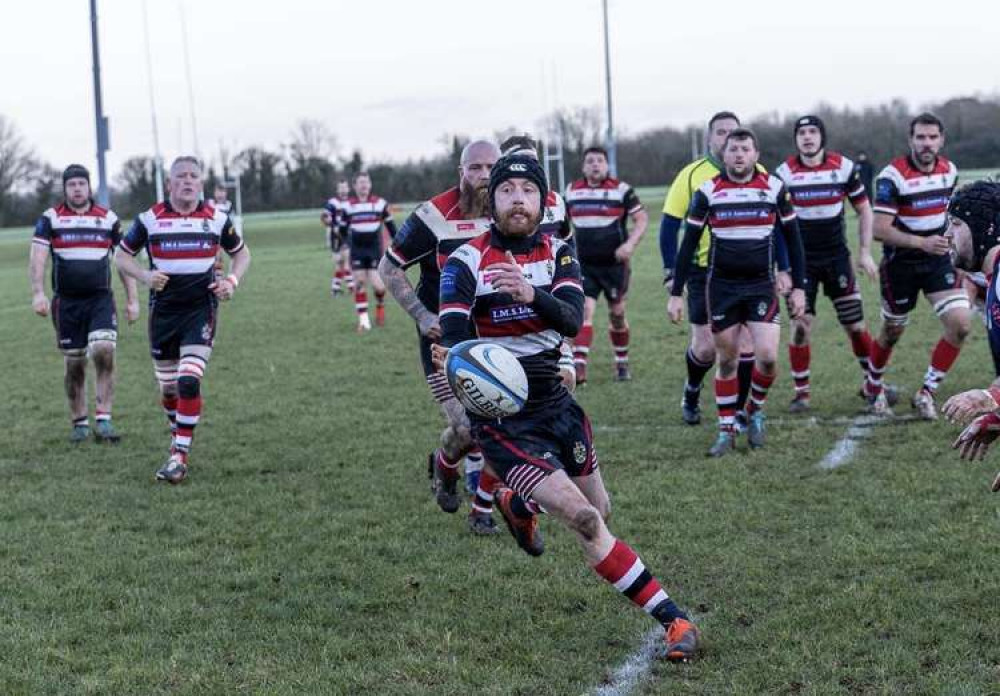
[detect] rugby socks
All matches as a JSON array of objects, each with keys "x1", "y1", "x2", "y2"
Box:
[
  {"x1": 593, "y1": 540, "x2": 688, "y2": 626},
  {"x1": 865, "y1": 340, "x2": 893, "y2": 398},
  {"x1": 435, "y1": 449, "x2": 460, "y2": 482},
  {"x1": 345, "y1": 272, "x2": 356, "y2": 292},
  {"x1": 375, "y1": 289, "x2": 386, "y2": 326},
  {"x1": 354, "y1": 290, "x2": 369, "y2": 319},
  {"x1": 684, "y1": 348, "x2": 713, "y2": 408},
  {"x1": 735, "y1": 352, "x2": 756, "y2": 411},
  {"x1": 175, "y1": 393, "x2": 201, "y2": 454},
  {"x1": 72, "y1": 415, "x2": 88, "y2": 429},
  {"x1": 922, "y1": 338, "x2": 962, "y2": 394},
  {"x1": 161, "y1": 394, "x2": 179, "y2": 435},
  {"x1": 788, "y1": 343, "x2": 811, "y2": 397},
  {"x1": 715, "y1": 375, "x2": 739, "y2": 432},
  {"x1": 332, "y1": 269, "x2": 343, "y2": 294},
  {"x1": 746, "y1": 367, "x2": 776, "y2": 414},
  {"x1": 609, "y1": 326, "x2": 630, "y2": 367},
  {"x1": 848, "y1": 328, "x2": 873, "y2": 375},
  {"x1": 472, "y1": 469, "x2": 501, "y2": 516},
  {"x1": 573, "y1": 324, "x2": 594, "y2": 378}
]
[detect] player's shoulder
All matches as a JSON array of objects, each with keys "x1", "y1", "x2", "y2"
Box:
[
  {"x1": 450, "y1": 231, "x2": 491, "y2": 266},
  {"x1": 775, "y1": 155, "x2": 797, "y2": 179},
  {"x1": 678, "y1": 157, "x2": 710, "y2": 178},
  {"x1": 937, "y1": 156, "x2": 958, "y2": 177},
  {"x1": 881, "y1": 156, "x2": 911, "y2": 179},
  {"x1": 427, "y1": 187, "x2": 462, "y2": 217},
  {"x1": 546, "y1": 190, "x2": 564, "y2": 206}
]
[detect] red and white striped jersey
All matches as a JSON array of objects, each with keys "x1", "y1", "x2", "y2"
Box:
[
  {"x1": 775, "y1": 151, "x2": 868, "y2": 256},
  {"x1": 340, "y1": 195, "x2": 392, "y2": 246},
  {"x1": 874, "y1": 155, "x2": 958, "y2": 262},
  {"x1": 538, "y1": 191, "x2": 572, "y2": 241},
  {"x1": 33, "y1": 203, "x2": 121, "y2": 296},
  {"x1": 564, "y1": 177, "x2": 641, "y2": 264}
]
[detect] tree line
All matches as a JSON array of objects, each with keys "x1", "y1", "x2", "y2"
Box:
[{"x1": 2, "y1": 95, "x2": 998, "y2": 226}]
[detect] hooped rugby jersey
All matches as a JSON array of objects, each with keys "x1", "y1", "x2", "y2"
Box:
[
  {"x1": 439, "y1": 228, "x2": 584, "y2": 414},
  {"x1": 874, "y1": 155, "x2": 958, "y2": 263},
  {"x1": 122, "y1": 201, "x2": 244, "y2": 309},
  {"x1": 674, "y1": 171, "x2": 803, "y2": 289},
  {"x1": 322, "y1": 195, "x2": 348, "y2": 229},
  {"x1": 208, "y1": 198, "x2": 233, "y2": 215},
  {"x1": 774, "y1": 151, "x2": 868, "y2": 257},
  {"x1": 564, "y1": 177, "x2": 641, "y2": 265},
  {"x1": 386, "y1": 187, "x2": 491, "y2": 314},
  {"x1": 340, "y1": 195, "x2": 393, "y2": 248},
  {"x1": 538, "y1": 191, "x2": 572, "y2": 241},
  {"x1": 33, "y1": 203, "x2": 122, "y2": 296}
]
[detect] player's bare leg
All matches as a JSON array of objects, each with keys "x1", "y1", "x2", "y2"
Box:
[
  {"x1": 744, "y1": 321, "x2": 780, "y2": 448},
  {"x1": 508, "y1": 471, "x2": 699, "y2": 660},
  {"x1": 63, "y1": 349, "x2": 89, "y2": 442},
  {"x1": 912, "y1": 289, "x2": 971, "y2": 420},
  {"x1": 708, "y1": 324, "x2": 741, "y2": 456},
  {"x1": 733, "y1": 325, "x2": 756, "y2": 429},
  {"x1": 371, "y1": 269, "x2": 387, "y2": 327},
  {"x1": 156, "y1": 345, "x2": 211, "y2": 484},
  {"x1": 866, "y1": 308, "x2": 907, "y2": 415},
  {"x1": 342, "y1": 250, "x2": 355, "y2": 292},
  {"x1": 353, "y1": 270, "x2": 372, "y2": 331},
  {"x1": 89, "y1": 333, "x2": 120, "y2": 443},
  {"x1": 681, "y1": 323, "x2": 715, "y2": 425},
  {"x1": 572, "y1": 297, "x2": 599, "y2": 385},
  {"x1": 430, "y1": 397, "x2": 473, "y2": 515},
  {"x1": 788, "y1": 313, "x2": 814, "y2": 412},
  {"x1": 330, "y1": 249, "x2": 343, "y2": 296},
  {"x1": 608, "y1": 298, "x2": 631, "y2": 381}
]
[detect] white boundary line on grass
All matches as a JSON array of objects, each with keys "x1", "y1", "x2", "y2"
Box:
[
  {"x1": 818, "y1": 413, "x2": 920, "y2": 470},
  {"x1": 590, "y1": 627, "x2": 663, "y2": 696}
]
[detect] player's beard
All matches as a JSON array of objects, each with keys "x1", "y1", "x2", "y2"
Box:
[
  {"x1": 916, "y1": 147, "x2": 937, "y2": 166},
  {"x1": 460, "y1": 182, "x2": 490, "y2": 217},
  {"x1": 496, "y1": 206, "x2": 541, "y2": 237}
]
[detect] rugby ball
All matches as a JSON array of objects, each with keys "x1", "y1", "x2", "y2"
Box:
[{"x1": 444, "y1": 340, "x2": 529, "y2": 418}]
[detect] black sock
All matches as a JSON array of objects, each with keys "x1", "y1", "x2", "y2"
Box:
[
  {"x1": 510, "y1": 493, "x2": 534, "y2": 519},
  {"x1": 684, "y1": 348, "x2": 713, "y2": 406},
  {"x1": 736, "y1": 352, "x2": 755, "y2": 412}
]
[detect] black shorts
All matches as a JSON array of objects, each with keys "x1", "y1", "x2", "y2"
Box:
[
  {"x1": 880, "y1": 255, "x2": 961, "y2": 319},
  {"x1": 472, "y1": 396, "x2": 598, "y2": 501},
  {"x1": 686, "y1": 265, "x2": 709, "y2": 326},
  {"x1": 581, "y1": 261, "x2": 630, "y2": 302},
  {"x1": 803, "y1": 253, "x2": 860, "y2": 317},
  {"x1": 708, "y1": 277, "x2": 779, "y2": 333},
  {"x1": 51, "y1": 292, "x2": 117, "y2": 352},
  {"x1": 350, "y1": 244, "x2": 381, "y2": 270},
  {"x1": 149, "y1": 302, "x2": 217, "y2": 361}
]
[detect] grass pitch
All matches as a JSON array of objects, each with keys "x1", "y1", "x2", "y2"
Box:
[{"x1": 1, "y1": 200, "x2": 998, "y2": 695}]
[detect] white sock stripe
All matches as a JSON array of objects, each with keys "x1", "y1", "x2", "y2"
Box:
[
  {"x1": 716, "y1": 395, "x2": 739, "y2": 406},
  {"x1": 613, "y1": 559, "x2": 646, "y2": 592},
  {"x1": 642, "y1": 589, "x2": 670, "y2": 613},
  {"x1": 791, "y1": 369, "x2": 810, "y2": 379},
  {"x1": 471, "y1": 503, "x2": 493, "y2": 514}
]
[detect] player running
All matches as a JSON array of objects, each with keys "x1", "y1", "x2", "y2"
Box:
[
  {"x1": 434, "y1": 153, "x2": 700, "y2": 661},
  {"x1": 29, "y1": 164, "x2": 139, "y2": 443},
  {"x1": 565, "y1": 146, "x2": 648, "y2": 383},
  {"x1": 865, "y1": 113, "x2": 968, "y2": 419},
  {"x1": 340, "y1": 172, "x2": 396, "y2": 331},
  {"x1": 378, "y1": 140, "x2": 500, "y2": 534},
  {"x1": 321, "y1": 180, "x2": 352, "y2": 296},
  {"x1": 116, "y1": 156, "x2": 251, "y2": 484},
  {"x1": 668, "y1": 129, "x2": 806, "y2": 456},
  {"x1": 775, "y1": 116, "x2": 880, "y2": 412},
  {"x1": 660, "y1": 112, "x2": 779, "y2": 426}
]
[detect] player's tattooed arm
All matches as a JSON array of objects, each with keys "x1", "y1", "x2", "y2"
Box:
[
  {"x1": 28, "y1": 242, "x2": 50, "y2": 316},
  {"x1": 378, "y1": 255, "x2": 438, "y2": 338}
]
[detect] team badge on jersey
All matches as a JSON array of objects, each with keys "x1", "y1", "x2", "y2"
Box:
[
  {"x1": 757, "y1": 301, "x2": 768, "y2": 317},
  {"x1": 573, "y1": 441, "x2": 587, "y2": 464},
  {"x1": 201, "y1": 322, "x2": 212, "y2": 341},
  {"x1": 839, "y1": 275, "x2": 848, "y2": 289}
]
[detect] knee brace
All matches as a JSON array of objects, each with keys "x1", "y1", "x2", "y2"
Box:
[
  {"x1": 833, "y1": 293, "x2": 864, "y2": 326},
  {"x1": 934, "y1": 294, "x2": 970, "y2": 317},
  {"x1": 880, "y1": 305, "x2": 910, "y2": 328}
]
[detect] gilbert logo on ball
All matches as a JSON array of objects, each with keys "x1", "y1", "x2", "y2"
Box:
[{"x1": 445, "y1": 340, "x2": 529, "y2": 419}]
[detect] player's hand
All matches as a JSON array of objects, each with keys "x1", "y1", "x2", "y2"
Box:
[
  {"x1": 952, "y1": 413, "x2": 1000, "y2": 461},
  {"x1": 614, "y1": 242, "x2": 635, "y2": 263},
  {"x1": 788, "y1": 288, "x2": 806, "y2": 319},
  {"x1": 857, "y1": 252, "x2": 878, "y2": 281},
  {"x1": 145, "y1": 270, "x2": 169, "y2": 291},
  {"x1": 418, "y1": 313, "x2": 442, "y2": 341},
  {"x1": 943, "y1": 389, "x2": 999, "y2": 425},
  {"x1": 776, "y1": 271, "x2": 792, "y2": 296},
  {"x1": 431, "y1": 343, "x2": 450, "y2": 372},
  {"x1": 126, "y1": 299, "x2": 141, "y2": 324},
  {"x1": 667, "y1": 296, "x2": 684, "y2": 324},
  {"x1": 920, "y1": 235, "x2": 951, "y2": 256},
  {"x1": 662, "y1": 270, "x2": 674, "y2": 295},
  {"x1": 487, "y1": 252, "x2": 535, "y2": 303},
  {"x1": 209, "y1": 276, "x2": 237, "y2": 301},
  {"x1": 32, "y1": 292, "x2": 50, "y2": 317}
]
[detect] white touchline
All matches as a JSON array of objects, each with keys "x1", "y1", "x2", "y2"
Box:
[
  {"x1": 817, "y1": 413, "x2": 918, "y2": 469},
  {"x1": 590, "y1": 627, "x2": 663, "y2": 696}
]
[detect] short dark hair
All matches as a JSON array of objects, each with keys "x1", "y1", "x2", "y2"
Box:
[
  {"x1": 725, "y1": 128, "x2": 758, "y2": 150},
  {"x1": 583, "y1": 146, "x2": 608, "y2": 160},
  {"x1": 910, "y1": 112, "x2": 944, "y2": 136},
  {"x1": 353, "y1": 171, "x2": 370, "y2": 181},
  {"x1": 708, "y1": 111, "x2": 741, "y2": 130}
]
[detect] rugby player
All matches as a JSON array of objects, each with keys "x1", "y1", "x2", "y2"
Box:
[
  {"x1": 865, "y1": 113, "x2": 968, "y2": 418},
  {"x1": 434, "y1": 153, "x2": 700, "y2": 661},
  {"x1": 30, "y1": 164, "x2": 139, "y2": 443},
  {"x1": 378, "y1": 140, "x2": 500, "y2": 534},
  {"x1": 660, "y1": 112, "x2": 778, "y2": 425},
  {"x1": 775, "y1": 116, "x2": 879, "y2": 412},
  {"x1": 565, "y1": 146, "x2": 648, "y2": 383},
  {"x1": 321, "y1": 180, "x2": 352, "y2": 296},
  {"x1": 116, "y1": 156, "x2": 251, "y2": 484},
  {"x1": 668, "y1": 129, "x2": 806, "y2": 456},
  {"x1": 340, "y1": 172, "x2": 396, "y2": 331},
  {"x1": 207, "y1": 182, "x2": 233, "y2": 215}
]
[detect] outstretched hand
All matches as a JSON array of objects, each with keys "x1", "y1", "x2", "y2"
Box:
[{"x1": 487, "y1": 251, "x2": 535, "y2": 303}]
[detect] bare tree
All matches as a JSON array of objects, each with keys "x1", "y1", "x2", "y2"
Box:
[
  {"x1": 0, "y1": 115, "x2": 42, "y2": 224},
  {"x1": 288, "y1": 119, "x2": 337, "y2": 162}
]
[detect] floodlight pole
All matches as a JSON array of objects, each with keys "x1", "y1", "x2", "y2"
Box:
[
  {"x1": 141, "y1": 0, "x2": 165, "y2": 202},
  {"x1": 179, "y1": 0, "x2": 200, "y2": 158},
  {"x1": 602, "y1": 0, "x2": 617, "y2": 177},
  {"x1": 89, "y1": 0, "x2": 110, "y2": 206}
]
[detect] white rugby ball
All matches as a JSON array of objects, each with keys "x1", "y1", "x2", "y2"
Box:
[{"x1": 444, "y1": 340, "x2": 529, "y2": 418}]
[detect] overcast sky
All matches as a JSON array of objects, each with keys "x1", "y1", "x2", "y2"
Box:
[{"x1": 3, "y1": 0, "x2": 997, "y2": 181}]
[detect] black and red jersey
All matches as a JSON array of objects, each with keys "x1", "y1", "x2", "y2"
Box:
[
  {"x1": 33, "y1": 203, "x2": 121, "y2": 296},
  {"x1": 774, "y1": 151, "x2": 868, "y2": 257},
  {"x1": 339, "y1": 195, "x2": 394, "y2": 249},
  {"x1": 386, "y1": 187, "x2": 491, "y2": 314},
  {"x1": 538, "y1": 191, "x2": 572, "y2": 241},
  {"x1": 564, "y1": 177, "x2": 641, "y2": 264},
  {"x1": 874, "y1": 155, "x2": 958, "y2": 263}
]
